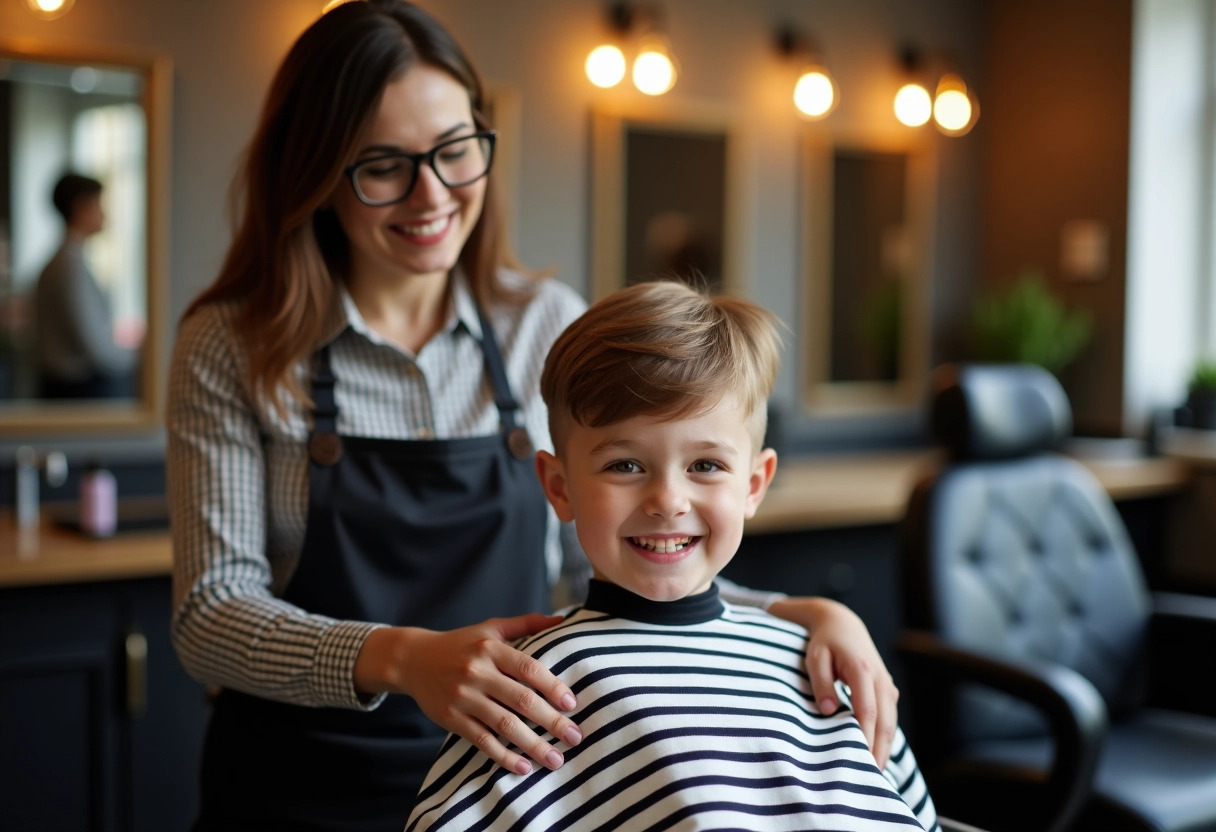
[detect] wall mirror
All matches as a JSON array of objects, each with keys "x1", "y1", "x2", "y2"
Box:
[
  {"x1": 591, "y1": 101, "x2": 751, "y2": 300},
  {"x1": 0, "y1": 39, "x2": 170, "y2": 435},
  {"x1": 801, "y1": 129, "x2": 936, "y2": 414}
]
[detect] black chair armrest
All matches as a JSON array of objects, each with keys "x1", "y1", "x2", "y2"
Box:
[
  {"x1": 897, "y1": 630, "x2": 1107, "y2": 832},
  {"x1": 1148, "y1": 591, "x2": 1216, "y2": 715},
  {"x1": 938, "y1": 816, "x2": 992, "y2": 832}
]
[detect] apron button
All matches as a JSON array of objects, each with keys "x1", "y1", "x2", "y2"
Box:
[
  {"x1": 507, "y1": 428, "x2": 533, "y2": 460},
  {"x1": 309, "y1": 433, "x2": 344, "y2": 466}
]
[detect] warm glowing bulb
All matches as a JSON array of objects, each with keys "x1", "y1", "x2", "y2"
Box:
[
  {"x1": 894, "y1": 83, "x2": 932, "y2": 127},
  {"x1": 25, "y1": 0, "x2": 74, "y2": 17},
  {"x1": 793, "y1": 70, "x2": 836, "y2": 119},
  {"x1": 934, "y1": 90, "x2": 971, "y2": 131},
  {"x1": 933, "y1": 74, "x2": 977, "y2": 134},
  {"x1": 633, "y1": 49, "x2": 676, "y2": 96},
  {"x1": 585, "y1": 44, "x2": 626, "y2": 88}
]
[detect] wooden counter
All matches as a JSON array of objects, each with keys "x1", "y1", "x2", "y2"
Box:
[
  {"x1": 0, "y1": 452, "x2": 1192, "y2": 587},
  {"x1": 744, "y1": 450, "x2": 1193, "y2": 535},
  {"x1": 0, "y1": 507, "x2": 172, "y2": 588}
]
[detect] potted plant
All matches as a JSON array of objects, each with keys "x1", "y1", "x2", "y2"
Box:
[
  {"x1": 969, "y1": 272, "x2": 1093, "y2": 375},
  {"x1": 1183, "y1": 359, "x2": 1216, "y2": 430}
]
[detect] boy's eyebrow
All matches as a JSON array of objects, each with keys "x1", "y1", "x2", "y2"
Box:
[{"x1": 588, "y1": 437, "x2": 740, "y2": 456}]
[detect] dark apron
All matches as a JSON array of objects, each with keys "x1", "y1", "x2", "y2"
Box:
[{"x1": 195, "y1": 312, "x2": 550, "y2": 832}]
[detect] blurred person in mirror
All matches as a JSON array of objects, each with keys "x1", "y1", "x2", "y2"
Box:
[{"x1": 33, "y1": 172, "x2": 140, "y2": 399}]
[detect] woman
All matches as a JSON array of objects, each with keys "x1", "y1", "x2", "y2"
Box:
[{"x1": 167, "y1": 2, "x2": 899, "y2": 830}]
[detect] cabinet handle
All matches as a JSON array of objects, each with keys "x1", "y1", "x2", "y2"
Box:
[{"x1": 125, "y1": 631, "x2": 148, "y2": 718}]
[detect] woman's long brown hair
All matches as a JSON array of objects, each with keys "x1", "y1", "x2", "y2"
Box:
[{"x1": 185, "y1": 0, "x2": 523, "y2": 413}]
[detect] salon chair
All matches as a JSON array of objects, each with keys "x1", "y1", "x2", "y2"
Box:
[{"x1": 897, "y1": 363, "x2": 1216, "y2": 832}]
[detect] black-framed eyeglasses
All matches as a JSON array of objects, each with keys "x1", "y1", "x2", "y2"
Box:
[{"x1": 344, "y1": 130, "x2": 497, "y2": 207}]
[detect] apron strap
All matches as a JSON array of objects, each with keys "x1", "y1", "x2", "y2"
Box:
[
  {"x1": 475, "y1": 308, "x2": 522, "y2": 432},
  {"x1": 311, "y1": 347, "x2": 338, "y2": 435}
]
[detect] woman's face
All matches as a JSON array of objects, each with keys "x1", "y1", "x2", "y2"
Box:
[{"x1": 330, "y1": 63, "x2": 486, "y2": 287}]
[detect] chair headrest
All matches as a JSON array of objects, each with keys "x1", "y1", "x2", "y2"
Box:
[{"x1": 930, "y1": 363, "x2": 1072, "y2": 460}]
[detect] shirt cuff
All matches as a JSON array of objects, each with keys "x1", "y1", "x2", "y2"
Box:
[{"x1": 311, "y1": 620, "x2": 389, "y2": 710}]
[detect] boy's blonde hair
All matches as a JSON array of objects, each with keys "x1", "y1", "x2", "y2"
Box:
[{"x1": 541, "y1": 280, "x2": 782, "y2": 452}]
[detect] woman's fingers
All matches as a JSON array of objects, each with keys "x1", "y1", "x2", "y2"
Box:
[
  {"x1": 492, "y1": 614, "x2": 580, "y2": 715},
  {"x1": 400, "y1": 615, "x2": 583, "y2": 774},
  {"x1": 480, "y1": 637, "x2": 584, "y2": 762}
]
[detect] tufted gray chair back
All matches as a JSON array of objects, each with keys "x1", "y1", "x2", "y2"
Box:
[{"x1": 902, "y1": 364, "x2": 1152, "y2": 743}]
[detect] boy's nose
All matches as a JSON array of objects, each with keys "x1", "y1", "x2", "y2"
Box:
[{"x1": 643, "y1": 477, "x2": 690, "y2": 518}]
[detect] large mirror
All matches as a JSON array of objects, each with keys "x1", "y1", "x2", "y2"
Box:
[
  {"x1": 801, "y1": 129, "x2": 936, "y2": 413},
  {"x1": 0, "y1": 40, "x2": 170, "y2": 435},
  {"x1": 591, "y1": 101, "x2": 751, "y2": 300}
]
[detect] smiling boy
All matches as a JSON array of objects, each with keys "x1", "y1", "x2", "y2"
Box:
[{"x1": 406, "y1": 280, "x2": 939, "y2": 831}]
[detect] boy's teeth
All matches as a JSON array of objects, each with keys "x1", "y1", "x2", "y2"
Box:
[
  {"x1": 631, "y1": 536, "x2": 693, "y2": 553},
  {"x1": 399, "y1": 216, "x2": 447, "y2": 236}
]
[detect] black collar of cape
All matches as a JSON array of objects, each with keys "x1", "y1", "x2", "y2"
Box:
[{"x1": 582, "y1": 579, "x2": 724, "y2": 625}]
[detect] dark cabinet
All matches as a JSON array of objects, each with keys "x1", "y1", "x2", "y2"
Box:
[
  {"x1": 729, "y1": 524, "x2": 900, "y2": 664},
  {"x1": 0, "y1": 577, "x2": 207, "y2": 832}
]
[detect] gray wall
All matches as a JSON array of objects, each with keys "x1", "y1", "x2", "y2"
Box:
[{"x1": 0, "y1": 0, "x2": 986, "y2": 455}]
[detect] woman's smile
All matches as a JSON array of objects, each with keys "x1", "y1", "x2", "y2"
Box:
[{"x1": 391, "y1": 212, "x2": 454, "y2": 245}]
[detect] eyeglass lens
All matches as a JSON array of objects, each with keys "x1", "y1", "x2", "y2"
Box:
[{"x1": 354, "y1": 134, "x2": 493, "y2": 205}]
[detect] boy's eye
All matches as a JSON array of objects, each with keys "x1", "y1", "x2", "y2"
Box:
[
  {"x1": 690, "y1": 459, "x2": 722, "y2": 474},
  {"x1": 608, "y1": 460, "x2": 642, "y2": 474}
]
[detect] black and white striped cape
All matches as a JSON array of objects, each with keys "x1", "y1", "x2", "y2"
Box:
[{"x1": 406, "y1": 581, "x2": 939, "y2": 831}]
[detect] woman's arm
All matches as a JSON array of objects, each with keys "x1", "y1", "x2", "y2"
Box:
[{"x1": 167, "y1": 304, "x2": 382, "y2": 709}]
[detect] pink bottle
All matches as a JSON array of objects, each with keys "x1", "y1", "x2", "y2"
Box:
[{"x1": 80, "y1": 462, "x2": 117, "y2": 538}]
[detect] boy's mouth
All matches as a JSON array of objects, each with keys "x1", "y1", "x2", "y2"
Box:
[{"x1": 628, "y1": 535, "x2": 698, "y2": 554}]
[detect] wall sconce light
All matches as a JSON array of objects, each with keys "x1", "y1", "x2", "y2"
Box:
[
  {"x1": 586, "y1": 2, "x2": 677, "y2": 96},
  {"x1": 24, "y1": 0, "x2": 75, "y2": 20},
  {"x1": 893, "y1": 48, "x2": 932, "y2": 128},
  {"x1": 775, "y1": 24, "x2": 838, "y2": 120},
  {"x1": 894, "y1": 46, "x2": 979, "y2": 136}
]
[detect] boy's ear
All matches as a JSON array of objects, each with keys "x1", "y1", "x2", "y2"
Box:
[
  {"x1": 535, "y1": 450, "x2": 575, "y2": 523},
  {"x1": 743, "y1": 448, "x2": 778, "y2": 519}
]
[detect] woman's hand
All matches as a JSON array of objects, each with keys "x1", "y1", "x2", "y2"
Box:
[
  {"x1": 767, "y1": 596, "x2": 899, "y2": 769},
  {"x1": 353, "y1": 613, "x2": 583, "y2": 775}
]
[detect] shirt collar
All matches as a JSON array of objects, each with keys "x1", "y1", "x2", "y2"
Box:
[
  {"x1": 318, "y1": 270, "x2": 484, "y2": 350},
  {"x1": 582, "y1": 579, "x2": 724, "y2": 625}
]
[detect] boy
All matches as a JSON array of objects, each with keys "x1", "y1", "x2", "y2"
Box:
[{"x1": 406, "y1": 281, "x2": 939, "y2": 831}]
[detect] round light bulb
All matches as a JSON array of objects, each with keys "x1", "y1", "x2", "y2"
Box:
[
  {"x1": 933, "y1": 74, "x2": 977, "y2": 135},
  {"x1": 934, "y1": 90, "x2": 972, "y2": 132},
  {"x1": 894, "y1": 83, "x2": 932, "y2": 127},
  {"x1": 585, "y1": 44, "x2": 627, "y2": 89},
  {"x1": 633, "y1": 49, "x2": 676, "y2": 96},
  {"x1": 793, "y1": 70, "x2": 836, "y2": 119},
  {"x1": 25, "y1": 0, "x2": 74, "y2": 18}
]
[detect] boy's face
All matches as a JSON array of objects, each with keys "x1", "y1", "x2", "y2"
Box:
[{"x1": 536, "y1": 396, "x2": 777, "y2": 602}]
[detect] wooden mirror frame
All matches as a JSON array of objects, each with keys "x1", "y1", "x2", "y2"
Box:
[
  {"x1": 800, "y1": 128, "x2": 937, "y2": 415},
  {"x1": 0, "y1": 38, "x2": 171, "y2": 436},
  {"x1": 590, "y1": 100, "x2": 753, "y2": 301}
]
